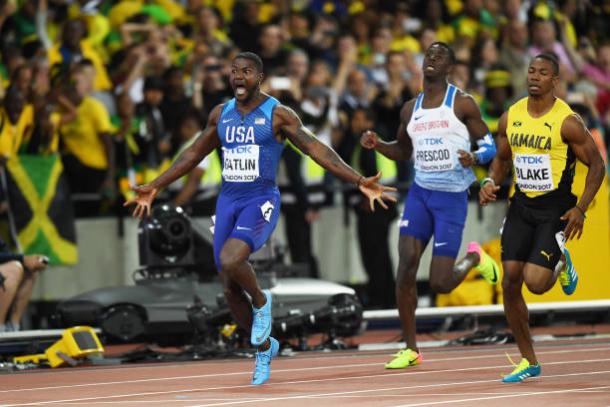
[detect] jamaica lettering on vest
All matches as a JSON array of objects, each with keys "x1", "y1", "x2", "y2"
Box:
[{"x1": 509, "y1": 133, "x2": 552, "y2": 150}]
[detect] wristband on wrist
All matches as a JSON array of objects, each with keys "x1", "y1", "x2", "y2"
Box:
[
  {"x1": 575, "y1": 205, "x2": 586, "y2": 218},
  {"x1": 480, "y1": 177, "x2": 495, "y2": 188}
]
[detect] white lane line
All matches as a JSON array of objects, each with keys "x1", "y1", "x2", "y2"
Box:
[
  {"x1": 3, "y1": 345, "x2": 610, "y2": 394},
  {"x1": 5, "y1": 360, "x2": 610, "y2": 406},
  {"x1": 185, "y1": 372, "x2": 610, "y2": 407},
  {"x1": 390, "y1": 385, "x2": 610, "y2": 406}
]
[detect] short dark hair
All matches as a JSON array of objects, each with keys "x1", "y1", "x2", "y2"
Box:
[
  {"x1": 429, "y1": 41, "x2": 456, "y2": 64},
  {"x1": 234, "y1": 51, "x2": 263, "y2": 73},
  {"x1": 534, "y1": 53, "x2": 560, "y2": 75}
]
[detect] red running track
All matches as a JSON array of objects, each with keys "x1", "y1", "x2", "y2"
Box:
[{"x1": 1, "y1": 337, "x2": 610, "y2": 406}]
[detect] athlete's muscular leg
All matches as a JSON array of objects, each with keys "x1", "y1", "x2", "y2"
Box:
[
  {"x1": 219, "y1": 238, "x2": 267, "y2": 308},
  {"x1": 502, "y1": 260, "x2": 538, "y2": 365},
  {"x1": 395, "y1": 235, "x2": 425, "y2": 352},
  {"x1": 219, "y1": 238, "x2": 270, "y2": 350},
  {"x1": 523, "y1": 263, "x2": 555, "y2": 295},
  {"x1": 428, "y1": 253, "x2": 480, "y2": 294},
  {"x1": 219, "y1": 271, "x2": 253, "y2": 332}
]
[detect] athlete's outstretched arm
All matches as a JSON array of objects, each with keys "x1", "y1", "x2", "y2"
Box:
[
  {"x1": 124, "y1": 104, "x2": 222, "y2": 218},
  {"x1": 480, "y1": 112, "x2": 512, "y2": 205},
  {"x1": 455, "y1": 93, "x2": 496, "y2": 167},
  {"x1": 360, "y1": 100, "x2": 414, "y2": 161},
  {"x1": 275, "y1": 105, "x2": 396, "y2": 210},
  {"x1": 560, "y1": 114, "x2": 606, "y2": 240}
]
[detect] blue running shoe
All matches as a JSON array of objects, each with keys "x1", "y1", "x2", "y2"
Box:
[
  {"x1": 251, "y1": 289, "x2": 272, "y2": 346},
  {"x1": 555, "y1": 232, "x2": 578, "y2": 295},
  {"x1": 251, "y1": 337, "x2": 279, "y2": 385},
  {"x1": 502, "y1": 357, "x2": 541, "y2": 383}
]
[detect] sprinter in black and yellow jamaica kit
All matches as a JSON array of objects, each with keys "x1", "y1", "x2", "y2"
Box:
[{"x1": 479, "y1": 53, "x2": 605, "y2": 383}]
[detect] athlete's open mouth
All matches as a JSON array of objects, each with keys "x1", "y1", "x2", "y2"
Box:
[{"x1": 235, "y1": 86, "x2": 247, "y2": 96}]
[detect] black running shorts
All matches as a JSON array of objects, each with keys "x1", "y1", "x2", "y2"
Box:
[{"x1": 501, "y1": 195, "x2": 574, "y2": 270}]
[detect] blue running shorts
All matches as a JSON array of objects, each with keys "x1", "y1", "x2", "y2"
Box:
[
  {"x1": 399, "y1": 182, "x2": 468, "y2": 258},
  {"x1": 213, "y1": 191, "x2": 281, "y2": 268}
]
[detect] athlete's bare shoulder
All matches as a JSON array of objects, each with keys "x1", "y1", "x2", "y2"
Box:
[
  {"x1": 453, "y1": 89, "x2": 482, "y2": 120},
  {"x1": 399, "y1": 98, "x2": 417, "y2": 123},
  {"x1": 208, "y1": 103, "x2": 225, "y2": 127}
]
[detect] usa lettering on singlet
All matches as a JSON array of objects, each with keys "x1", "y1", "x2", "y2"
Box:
[
  {"x1": 216, "y1": 96, "x2": 285, "y2": 198},
  {"x1": 406, "y1": 84, "x2": 475, "y2": 192}
]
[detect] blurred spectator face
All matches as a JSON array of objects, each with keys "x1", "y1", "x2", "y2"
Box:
[
  {"x1": 507, "y1": 20, "x2": 528, "y2": 48},
  {"x1": 350, "y1": 109, "x2": 374, "y2": 134},
  {"x1": 598, "y1": 45, "x2": 610, "y2": 73},
  {"x1": 287, "y1": 50, "x2": 309, "y2": 82},
  {"x1": 144, "y1": 88, "x2": 163, "y2": 106},
  {"x1": 289, "y1": 13, "x2": 309, "y2": 37},
  {"x1": 13, "y1": 65, "x2": 33, "y2": 96},
  {"x1": 465, "y1": 0, "x2": 484, "y2": 16},
  {"x1": 62, "y1": 20, "x2": 85, "y2": 51},
  {"x1": 306, "y1": 60, "x2": 331, "y2": 87},
  {"x1": 371, "y1": 27, "x2": 392, "y2": 55},
  {"x1": 80, "y1": 65, "x2": 96, "y2": 94},
  {"x1": 350, "y1": 14, "x2": 369, "y2": 42},
  {"x1": 386, "y1": 52, "x2": 406, "y2": 78},
  {"x1": 4, "y1": 88, "x2": 25, "y2": 124},
  {"x1": 425, "y1": 0, "x2": 443, "y2": 23},
  {"x1": 488, "y1": 87, "x2": 509, "y2": 106},
  {"x1": 532, "y1": 20, "x2": 556, "y2": 49},
  {"x1": 72, "y1": 72, "x2": 89, "y2": 98},
  {"x1": 22, "y1": 0, "x2": 37, "y2": 18},
  {"x1": 165, "y1": 68, "x2": 184, "y2": 93},
  {"x1": 347, "y1": 69, "x2": 367, "y2": 98},
  {"x1": 505, "y1": 0, "x2": 522, "y2": 20},
  {"x1": 259, "y1": 25, "x2": 283, "y2": 55},
  {"x1": 202, "y1": 55, "x2": 225, "y2": 87},
  {"x1": 451, "y1": 62, "x2": 470, "y2": 89},
  {"x1": 197, "y1": 7, "x2": 220, "y2": 34},
  {"x1": 420, "y1": 28, "x2": 437, "y2": 53},
  {"x1": 180, "y1": 116, "x2": 200, "y2": 141},
  {"x1": 480, "y1": 38, "x2": 499, "y2": 66}
]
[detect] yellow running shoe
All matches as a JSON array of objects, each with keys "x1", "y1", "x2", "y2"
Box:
[
  {"x1": 467, "y1": 241, "x2": 499, "y2": 285},
  {"x1": 384, "y1": 348, "x2": 422, "y2": 369}
]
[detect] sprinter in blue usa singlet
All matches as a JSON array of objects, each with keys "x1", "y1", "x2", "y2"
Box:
[{"x1": 126, "y1": 52, "x2": 396, "y2": 386}]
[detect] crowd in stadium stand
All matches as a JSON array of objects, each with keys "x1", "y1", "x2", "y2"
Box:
[{"x1": 0, "y1": 0, "x2": 609, "y2": 308}]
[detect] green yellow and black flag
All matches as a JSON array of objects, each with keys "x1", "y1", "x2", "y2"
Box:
[{"x1": 3, "y1": 154, "x2": 77, "y2": 265}]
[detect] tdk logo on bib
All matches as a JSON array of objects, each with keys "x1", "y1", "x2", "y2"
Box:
[
  {"x1": 419, "y1": 138, "x2": 443, "y2": 146},
  {"x1": 515, "y1": 156, "x2": 543, "y2": 164}
]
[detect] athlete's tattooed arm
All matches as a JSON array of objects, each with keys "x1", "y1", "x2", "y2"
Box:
[
  {"x1": 275, "y1": 104, "x2": 397, "y2": 210},
  {"x1": 360, "y1": 99, "x2": 414, "y2": 161},
  {"x1": 275, "y1": 104, "x2": 362, "y2": 184},
  {"x1": 560, "y1": 114, "x2": 606, "y2": 240},
  {"x1": 480, "y1": 112, "x2": 512, "y2": 206}
]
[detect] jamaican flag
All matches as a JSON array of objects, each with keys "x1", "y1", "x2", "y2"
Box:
[{"x1": 4, "y1": 154, "x2": 77, "y2": 265}]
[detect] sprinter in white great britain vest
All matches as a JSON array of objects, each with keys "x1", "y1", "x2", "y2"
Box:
[
  {"x1": 125, "y1": 52, "x2": 397, "y2": 385},
  {"x1": 360, "y1": 42, "x2": 500, "y2": 369}
]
